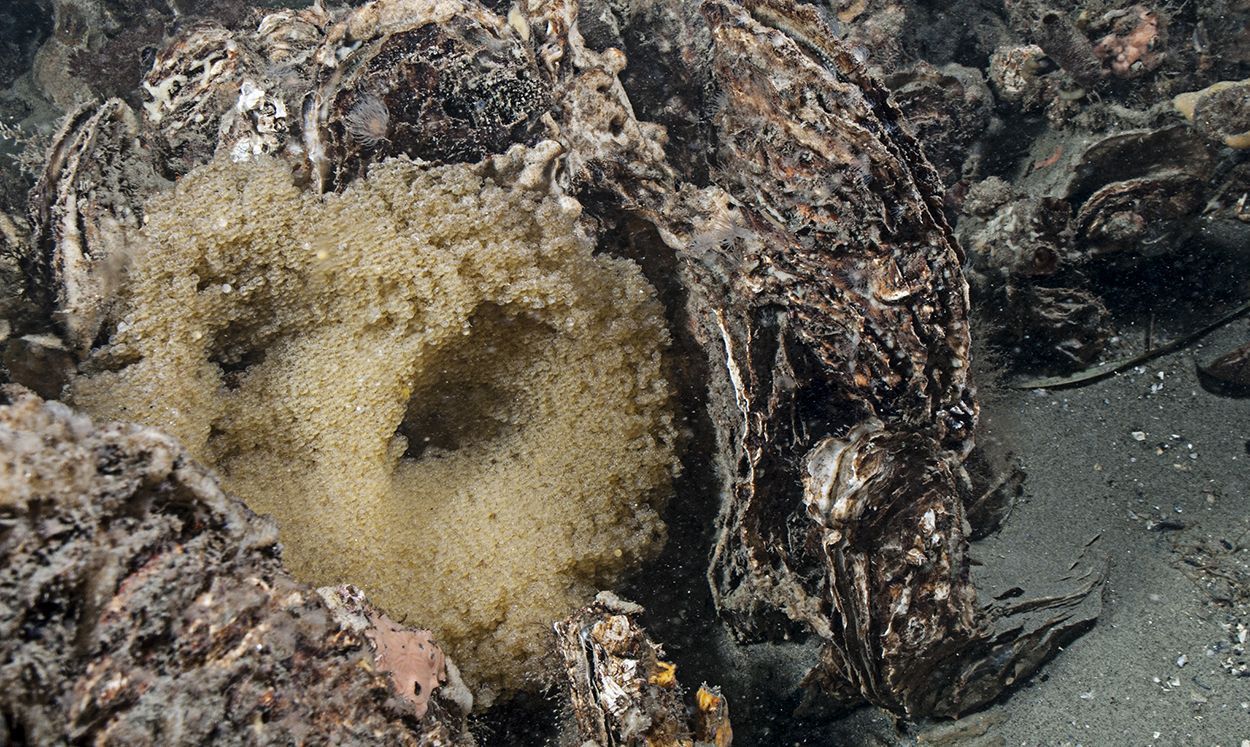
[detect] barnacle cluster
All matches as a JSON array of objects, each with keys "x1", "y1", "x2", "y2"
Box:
[{"x1": 70, "y1": 150, "x2": 678, "y2": 697}]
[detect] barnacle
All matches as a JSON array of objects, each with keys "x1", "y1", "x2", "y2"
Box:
[{"x1": 69, "y1": 149, "x2": 678, "y2": 697}]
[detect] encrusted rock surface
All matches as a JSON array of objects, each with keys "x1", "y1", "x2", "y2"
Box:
[{"x1": 0, "y1": 387, "x2": 472, "y2": 745}]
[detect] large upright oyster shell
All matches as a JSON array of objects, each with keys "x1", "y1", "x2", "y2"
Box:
[{"x1": 28, "y1": 100, "x2": 163, "y2": 354}]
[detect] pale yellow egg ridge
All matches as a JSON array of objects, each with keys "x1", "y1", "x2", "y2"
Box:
[{"x1": 71, "y1": 153, "x2": 678, "y2": 699}]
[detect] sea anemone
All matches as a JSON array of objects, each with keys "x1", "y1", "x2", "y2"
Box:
[{"x1": 344, "y1": 93, "x2": 391, "y2": 147}]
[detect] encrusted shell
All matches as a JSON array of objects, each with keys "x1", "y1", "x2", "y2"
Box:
[
  {"x1": 303, "y1": 0, "x2": 550, "y2": 190},
  {"x1": 1076, "y1": 171, "x2": 1205, "y2": 257},
  {"x1": 142, "y1": 23, "x2": 265, "y2": 175},
  {"x1": 29, "y1": 100, "x2": 163, "y2": 354}
]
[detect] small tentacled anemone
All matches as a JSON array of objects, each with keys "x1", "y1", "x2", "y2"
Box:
[{"x1": 343, "y1": 92, "x2": 391, "y2": 147}]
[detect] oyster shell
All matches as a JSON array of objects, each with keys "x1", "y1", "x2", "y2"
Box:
[
  {"x1": 668, "y1": 1, "x2": 1098, "y2": 717},
  {"x1": 555, "y1": 592, "x2": 733, "y2": 746},
  {"x1": 17, "y1": 0, "x2": 1107, "y2": 729},
  {"x1": 142, "y1": 22, "x2": 268, "y2": 175},
  {"x1": 884, "y1": 62, "x2": 995, "y2": 187},
  {"x1": 1076, "y1": 171, "x2": 1205, "y2": 258},
  {"x1": 304, "y1": 0, "x2": 549, "y2": 190},
  {"x1": 28, "y1": 99, "x2": 164, "y2": 354},
  {"x1": 0, "y1": 387, "x2": 473, "y2": 745},
  {"x1": 1011, "y1": 285, "x2": 1113, "y2": 367}
]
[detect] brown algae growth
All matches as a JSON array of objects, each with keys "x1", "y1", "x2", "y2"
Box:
[{"x1": 71, "y1": 153, "x2": 678, "y2": 698}]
